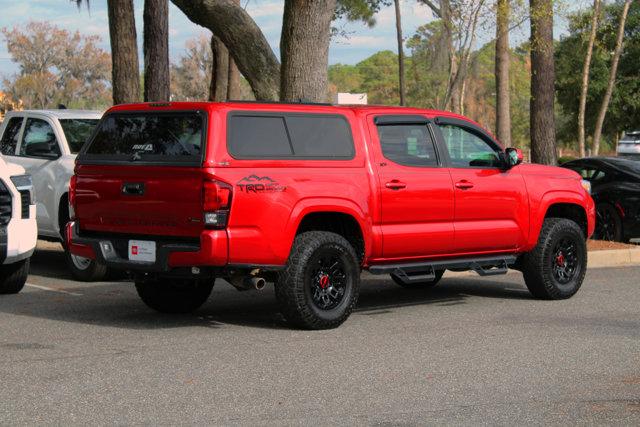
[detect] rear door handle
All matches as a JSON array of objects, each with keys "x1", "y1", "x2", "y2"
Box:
[
  {"x1": 385, "y1": 180, "x2": 407, "y2": 190},
  {"x1": 455, "y1": 180, "x2": 474, "y2": 190}
]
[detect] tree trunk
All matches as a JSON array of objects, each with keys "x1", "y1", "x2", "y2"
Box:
[
  {"x1": 455, "y1": 0, "x2": 483, "y2": 115},
  {"x1": 143, "y1": 0, "x2": 170, "y2": 102},
  {"x1": 225, "y1": 0, "x2": 242, "y2": 100},
  {"x1": 107, "y1": 0, "x2": 140, "y2": 104},
  {"x1": 227, "y1": 57, "x2": 241, "y2": 100},
  {"x1": 495, "y1": 0, "x2": 511, "y2": 146},
  {"x1": 577, "y1": 0, "x2": 601, "y2": 158},
  {"x1": 592, "y1": 0, "x2": 631, "y2": 156},
  {"x1": 170, "y1": 0, "x2": 280, "y2": 101},
  {"x1": 529, "y1": 0, "x2": 556, "y2": 165},
  {"x1": 280, "y1": 0, "x2": 337, "y2": 102},
  {"x1": 394, "y1": 0, "x2": 406, "y2": 106},
  {"x1": 209, "y1": 35, "x2": 229, "y2": 102}
]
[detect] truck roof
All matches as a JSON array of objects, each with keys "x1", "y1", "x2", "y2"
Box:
[
  {"x1": 106, "y1": 101, "x2": 473, "y2": 123},
  {"x1": 7, "y1": 109, "x2": 103, "y2": 120}
]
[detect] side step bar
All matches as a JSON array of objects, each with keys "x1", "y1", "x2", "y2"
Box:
[{"x1": 368, "y1": 255, "x2": 518, "y2": 283}]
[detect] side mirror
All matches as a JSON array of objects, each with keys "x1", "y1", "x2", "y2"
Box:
[
  {"x1": 505, "y1": 147, "x2": 523, "y2": 168},
  {"x1": 24, "y1": 142, "x2": 60, "y2": 160}
]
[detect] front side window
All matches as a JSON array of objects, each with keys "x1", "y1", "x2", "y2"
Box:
[
  {"x1": 376, "y1": 124, "x2": 438, "y2": 167},
  {"x1": 439, "y1": 124, "x2": 501, "y2": 168},
  {"x1": 60, "y1": 119, "x2": 100, "y2": 154},
  {"x1": 0, "y1": 117, "x2": 23, "y2": 155},
  {"x1": 20, "y1": 118, "x2": 61, "y2": 158}
]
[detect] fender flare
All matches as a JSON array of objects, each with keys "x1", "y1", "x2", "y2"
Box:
[
  {"x1": 282, "y1": 197, "x2": 373, "y2": 261},
  {"x1": 528, "y1": 189, "x2": 591, "y2": 248}
]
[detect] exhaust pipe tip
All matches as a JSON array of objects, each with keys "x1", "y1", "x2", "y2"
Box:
[{"x1": 251, "y1": 277, "x2": 266, "y2": 291}]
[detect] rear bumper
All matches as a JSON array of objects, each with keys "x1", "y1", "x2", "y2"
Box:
[{"x1": 66, "y1": 221, "x2": 228, "y2": 272}]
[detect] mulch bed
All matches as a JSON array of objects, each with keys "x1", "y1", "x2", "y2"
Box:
[{"x1": 587, "y1": 239, "x2": 639, "y2": 251}]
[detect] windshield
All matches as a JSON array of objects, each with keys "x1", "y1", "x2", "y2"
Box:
[
  {"x1": 59, "y1": 119, "x2": 100, "y2": 153},
  {"x1": 81, "y1": 112, "x2": 204, "y2": 164},
  {"x1": 621, "y1": 132, "x2": 640, "y2": 143}
]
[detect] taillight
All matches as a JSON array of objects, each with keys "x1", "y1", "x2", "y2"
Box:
[
  {"x1": 68, "y1": 175, "x2": 77, "y2": 220},
  {"x1": 203, "y1": 179, "x2": 232, "y2": 228}
]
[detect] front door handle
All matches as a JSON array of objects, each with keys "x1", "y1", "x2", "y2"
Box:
[
  {"x1": 455, "y1": 180, "x2": 474, "y2": 190},
  {"x1": 385, "y1": 180, "x2": 407, "y2": 190}
]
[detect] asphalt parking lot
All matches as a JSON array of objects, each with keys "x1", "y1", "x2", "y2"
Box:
[{"x1": 1, "y1": 242, "x2": 639, "y2": 425}]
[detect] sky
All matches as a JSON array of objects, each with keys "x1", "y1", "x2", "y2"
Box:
[{"x1": 0, "y1": 0, "x2": 591, "y2": 79}]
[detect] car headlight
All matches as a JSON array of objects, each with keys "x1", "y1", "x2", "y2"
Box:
[
  {"x1": 10, "y1": 174, "x2": 35, "y2": 204},
  {"x1": 581, "y1": 179, "x2": 591, "y2": 195}
]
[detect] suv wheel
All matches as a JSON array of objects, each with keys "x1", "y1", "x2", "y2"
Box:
[
  {"x1": 593, "y1": 203, "x2": 623, "y2": 242},
  {"x1": 0, "y1": 259, "x2": 30, "y2": 295},
  {"x1": 521, "y1": 218, "x2": 587, "y2": 299},
  {"x1": 65, "y1": 250, "x2": 108, "y2": 282},
  {"x1": 391, "y1": 269, "x2": 445, "y2": 289},
  {"x1": 135, "y1": 278, "x2": 214, "y2": 313},
  {"x1": 275, "y1": 231, "x2": 360, "y2": 330}
]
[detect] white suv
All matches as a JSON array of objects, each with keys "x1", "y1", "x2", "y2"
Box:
[
  {"x1": 0, "y1": 156, "x2": 36, "y2": 294},
  {"x1": 0, "y1": 109, "x2": 106, "y2": 281}
]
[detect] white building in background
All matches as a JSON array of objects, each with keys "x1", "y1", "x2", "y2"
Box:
[{"x1": 334, "y1": 93, "x2": 367, "y2": 105}]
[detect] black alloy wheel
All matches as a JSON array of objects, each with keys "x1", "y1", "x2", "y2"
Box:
[
  {"x1": 551, "y1": 237, "x2": 579, "y2": 284},
  {"x1": 308, "y1": 249, "x2": 348, "y2": 311},
  {"x1": 594, "y1": 203, "x2": 623, "y2": 242}
]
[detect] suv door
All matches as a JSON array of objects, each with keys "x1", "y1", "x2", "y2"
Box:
[
  {"x1": 369, "y1": 115, "x2": 455, "y2": 259},
  {"x1": 434, "y1": 117, "x2": 528, "y2": 253},
  {"x1": 14, "y1": 117, "x2": 63, "y2": 235}
]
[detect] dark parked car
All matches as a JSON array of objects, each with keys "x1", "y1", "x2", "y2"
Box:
[{"x1": 563, "y1": 157, "x2": 640, "y2": 242}]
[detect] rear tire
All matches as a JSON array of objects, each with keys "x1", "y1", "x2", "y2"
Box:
[
  {"x1": 135, "y1": 278, "x2": 214, "y2": 313},
  {"x1": 0, "y1": 259, "x2": 30, "y2": 295},
  {"x1": 60, "y1": 199, "x2": 109, "y2": 282},
  {"x1": 391, "y1": 269, "x2": 445, "y2": 289},
  {"x1": 521, "y1": 218, "x2": 587, "y2": 300},
  {"x1": 65, "y1": 250, "x2": 108, "y2": 282},
  {"x1": 275, "y1": 231, "x2": 360, "y2": 330}
]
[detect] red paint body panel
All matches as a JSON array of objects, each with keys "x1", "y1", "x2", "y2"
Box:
[{"x1": 68, "y1": 102, "x2": 595, "y2": 271}]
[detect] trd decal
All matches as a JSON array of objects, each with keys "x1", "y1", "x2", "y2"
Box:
[{"x1": 237, "y1": 175, "x2": 287, "y2": 193}]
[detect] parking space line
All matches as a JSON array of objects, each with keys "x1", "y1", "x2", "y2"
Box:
[{"x1": 26, "y1": 283, "x2": 83, "y2": 296}]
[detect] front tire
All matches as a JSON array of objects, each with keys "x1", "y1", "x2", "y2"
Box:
[
  {"x1": 521, "y1": 218, "x2": 587, "y2": 300},
  {"x1": 0, "y1": 259, "x2": 30, "y2": 295},
  {"x1": 135, "y1": 278, "x2": 214, "y2": 313},
  {"x1": 65, "y1": 250, "x2": 108, "y2": 282},
  {"x1": 593, "y1": 203, "x2": 623, "y2": 242},
  {"x1": 275, "y1": 231, "x2": 360, "y2": 330}
]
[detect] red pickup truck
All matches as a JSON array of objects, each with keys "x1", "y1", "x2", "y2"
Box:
[{"x1": 67, "y1": 102, "x2": 595, "y2": 329}]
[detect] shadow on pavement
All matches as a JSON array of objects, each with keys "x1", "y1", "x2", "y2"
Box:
[
  {"x1": 29, "y1": 243, "x2": 75, "y2": 281},
  {"x1": 0, "y1": 270, "x2": 532, "y2": 331}
]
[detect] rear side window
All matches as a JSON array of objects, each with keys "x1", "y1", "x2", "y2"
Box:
[
  {"x1": 82, "y1": 112, "x2": 204, "y2": 164},
  {"x1": 1, "y1": 117, "x2": 23, "y2": 155},
  {"x1": 376, "y1": 124, "x2": 439, "y2": 167},
  {"x1": 227, "y1": 113, "x2": 354, "y2": 159}
]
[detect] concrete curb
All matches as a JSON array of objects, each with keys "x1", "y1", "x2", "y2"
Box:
[{"x1": 588, "y1": 248, "x2": 640, "y2": 269}]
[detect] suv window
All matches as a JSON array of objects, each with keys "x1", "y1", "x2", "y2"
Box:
[
  {"x1": 227, "y1": 113, "x2": 354, "y2": 159},
  {"x1": 376, "y1": 124, "x2": 438, "y2": 167},
  {"x1": 20, "y1": 118, "x2": 61, "y2": 158},
  {"x1": 573, "y1": 167, "x2": 607, "y2": 182},
  {"x1": 82, "y1": 112, "x2": 204, "y2": 164},
  {"x1": 439, "y1": 124, "x2": 501, "y2": 168},
  {"x1": 0, "y1": 117, "x2": 23, "y2": 155},
  {"x1": 60, "y1": 119, "x2": 100, "y2": 154}
]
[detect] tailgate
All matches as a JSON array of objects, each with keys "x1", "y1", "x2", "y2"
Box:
[{"x1": 75, "y1": 165, "x2": 204, "y2": 238}]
